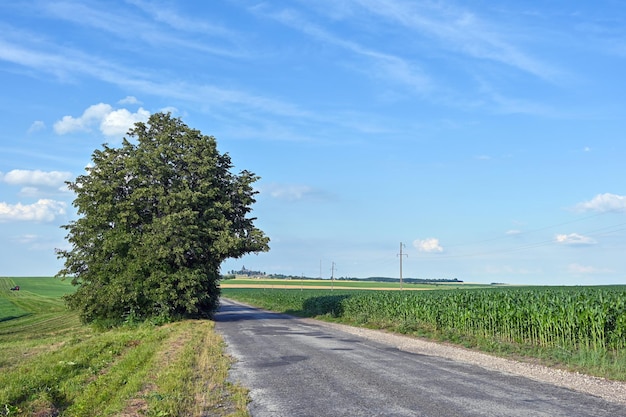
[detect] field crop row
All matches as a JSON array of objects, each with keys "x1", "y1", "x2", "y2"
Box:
[{"x1": 340, "y1": 287, "x2": 626, "y2": 350}]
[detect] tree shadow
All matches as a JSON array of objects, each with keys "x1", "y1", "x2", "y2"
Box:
[{"x1": 216, "y1": 294, "x2": 352, "y2": 322}]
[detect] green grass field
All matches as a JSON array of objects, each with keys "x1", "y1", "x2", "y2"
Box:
[{"x1": 0, "y1": 277, "x2": 249, "y2": 417}]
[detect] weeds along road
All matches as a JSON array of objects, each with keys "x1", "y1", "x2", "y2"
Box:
[{"x1": 215, "y1": 299, "x2": 625, "y2": 417}]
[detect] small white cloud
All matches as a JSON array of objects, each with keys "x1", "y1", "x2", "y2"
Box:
[
  {"x1": 575, "y1": 193, "x2": 626, "y2": 213},
  {"x1": 54, "y1": 103, "x2": 150, "y2": 138},
  {"x1": 506, "y1": 229, "x2": 522, "y2": 236},
  {"x1": 568, "y1": 263, "x2": 612, "y2": 274},
  {"x1": 475, "y1": 155, "x2": 491, "y2": 160},
  {"x1": 118, "y1": 96, "x2": 141, "y2": 105},
  {"x1": 555, "y1": 233, "x2": 597, "y2": 245},
  {"x1": 413, "y1": 238, "x2": 443, "y2": 253},
  {"x1": 583, "y1": 146, "x2": 591, "y2": 152},
  {"x1": 0, "y1": 199, "x2": 67, "y2": 222},
  {"x1": 27, "y1": 120, "x2": 46, "y2": 134},
  {"x1": 2, "y1": 169, "x2": 72, "y2": 188}
]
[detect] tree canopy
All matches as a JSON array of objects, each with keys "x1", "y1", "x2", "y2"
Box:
[{"x1": 56, "y1": 112, "x2": 269, "y2": 325}]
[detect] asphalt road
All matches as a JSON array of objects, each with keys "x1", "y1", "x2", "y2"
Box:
[{"x1": 214, "y1": 299, "x2": 625, "y2": 417}]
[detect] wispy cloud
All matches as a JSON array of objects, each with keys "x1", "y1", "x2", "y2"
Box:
[
  {"x1": 261, "y1": 183, "x2": 335, "y2": 202},
  {"x1": 128, "y1": 0, "x2": 235, "y2": 37},
  {"x1": 0, "y1": 29, "x2": 311, "y2": 121},
  {"x1": 346, "y1": 0, "x2": 559, "y2": 81},
  {"x1": 27, "y1": 120, "x2": 45, "y2": 134},
  {"x1": 257, "y1": 7, "x2": 432, "y2": 94},
  {"x1": 118, "y1": 96, "x2": 141, "y2": 105},
  {"x1": 555, "y1": 233, "x2": 597, "y2": 245},
  {"x1": 256, "y1": 1, "x2": 560, "y2": 116},
  {"x1": 568, "y1": 263, "x2": 613, "y2": 274},
  {"x1": 40, "y1": 1, "x2": 243, "y2": 58}
]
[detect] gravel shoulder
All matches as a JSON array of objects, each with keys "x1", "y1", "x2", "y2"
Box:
[{"x1": 313, "y1": 319, "x2": 626, "y2": 405}]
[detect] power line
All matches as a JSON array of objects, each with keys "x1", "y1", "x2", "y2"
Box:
[
  {"x1": 443, "y1": 212, "x2": 609, "y2": 249},
  {"x1": 430, "y1": 221, "x2": 626, "y2": 260}
]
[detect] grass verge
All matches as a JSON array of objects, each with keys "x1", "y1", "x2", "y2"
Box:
[{"x1": 1, "y1": 277, "x2": 250, "y2": 417}]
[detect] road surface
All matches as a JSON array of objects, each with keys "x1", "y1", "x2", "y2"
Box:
[{"x1": 215, "y1": 299, "x2": 625, "y2": 417}]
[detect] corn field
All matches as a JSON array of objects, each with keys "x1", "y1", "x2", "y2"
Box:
[{"x1": 340, "y1": 287, "x2": 626, "y2": 352}]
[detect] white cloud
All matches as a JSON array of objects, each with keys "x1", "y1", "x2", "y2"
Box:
[
  {"x1": 100, "y1": 107, "x2": 150, "y2": 137},
  {"x1": 568, "y1": 263, "x2": 613, "y2": 274},
  {"x1": 54, "y1": 103, "x2": 150, "y2": 138},
  {"x1": 0, "y1": 199, "x2": 67, "y2": 222},
  {"x1": 118, "y1": 96, "x2": 141, "y2": 105},
  {"x1": 413, "y1": 237, "x2": 443, "y2": 253},
  {"x1": 575, "y1": 193, "x2": 626, "y2": 213},
  {"x1": 2, "y1": 169, "x2": 72, "y2": 187},
  {"x1": 54, "y1": 103, "x2": 113, "y2": 134},
  {"x1": 27, "y1": 120, "x2": 46, "y2": 133},
  {"x1": 506, "y1": 229, "x2": 522, "y2": 236},
  {"x1": 555, "y1": 233, "x2": 597, "y2": 245}
]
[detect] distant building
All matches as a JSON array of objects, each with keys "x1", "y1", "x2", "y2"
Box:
[{"x1": 229, "y1": 265, "x2": 266, "y2": 277}]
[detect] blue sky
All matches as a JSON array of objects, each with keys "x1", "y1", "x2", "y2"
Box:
[{"x1": 1, "y1": 1, "x2": 625, "y2": 285}]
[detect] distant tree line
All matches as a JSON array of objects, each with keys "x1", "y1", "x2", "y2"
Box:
[{"x1": 221, "y1": 273, "x2": 462, "y2": 284}]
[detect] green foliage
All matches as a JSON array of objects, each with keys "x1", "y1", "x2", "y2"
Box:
[{"x1": 56, "y1": 113, "x2": 269, "y2": 325}]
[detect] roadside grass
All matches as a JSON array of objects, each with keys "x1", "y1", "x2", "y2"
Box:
[
  {"x1": 1, "y1": 277, "x2": 250, "y2": 417},
  {"x1": 222, "y1": 287, "x2": 626, "y2": 382}
]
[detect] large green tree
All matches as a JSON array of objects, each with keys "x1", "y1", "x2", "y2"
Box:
[{"x1": 56, "y1": 113, "x2": 269, "y2": 325}]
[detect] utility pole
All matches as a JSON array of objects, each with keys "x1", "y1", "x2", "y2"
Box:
[
  {"x1": 397, "y1": 242, "x2": 407, "y2": 291},
  {"x1": 331, "y1": 262, "x2": 336, "y2": 291}
]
